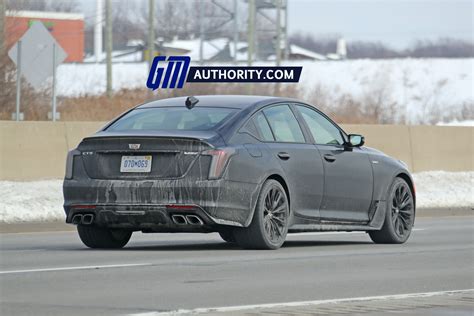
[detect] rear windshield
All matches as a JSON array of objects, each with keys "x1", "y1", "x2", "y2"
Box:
[{"x1": 106, "y1": 107, "x2": 237, "y2": 131}]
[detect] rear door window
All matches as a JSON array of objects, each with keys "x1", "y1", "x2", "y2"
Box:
[
  {"x1": 263, "y1": 105, "x2": 305, "y2": 143},
  {"x1": 253, "y1": 112, "x2": 275, "y2": 141}
]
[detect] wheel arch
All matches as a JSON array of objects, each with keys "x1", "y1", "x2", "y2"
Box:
[
  {"x1": 266, "y1": 174, "x2": 291, "y2": 213},
  {"x1": 396, "y1": 172, "x2": 416, "y2": 212}
]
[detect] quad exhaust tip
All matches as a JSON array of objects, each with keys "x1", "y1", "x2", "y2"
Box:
[
  {"x1": 171, "y1": 214, "x2": 204, "y2": 225},
  {"x1": 72, "y1": 214, "x2": 82, "y2": 225},
  {"x1": 71, "y1": 214, "x2": 94, "y2": 225},
  {"x1": 186, "y1": 215, "x2": 204, "y2": 225},
  {"x1": 171, "y1": 214, "x2": 188, "y2": 225},
  {"x1": 82, "y1": 214, "x2": 94, "y2": 225}
]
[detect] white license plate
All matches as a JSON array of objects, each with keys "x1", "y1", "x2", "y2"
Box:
[{"x1": 120, "y1": 155, "x2": 152, "y2": 173}]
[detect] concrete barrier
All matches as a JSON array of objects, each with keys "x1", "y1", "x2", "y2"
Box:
[
  {"x1": 0, "y1": 121, "x2": 103, "y2": 180},
  {"x1": 343, "y1": 124, "x2": 414, "y2": 171},
  {"x1": 0, "y1": 121, "x2": 472, "y2": 180}
]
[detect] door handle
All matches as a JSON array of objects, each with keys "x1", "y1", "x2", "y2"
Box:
[
  {"x1": 323, "y1": 154, "x2": 336, "y2": 162},
  {"x1": 277, "y1": 152, "x2": 290, "y2": 160}
]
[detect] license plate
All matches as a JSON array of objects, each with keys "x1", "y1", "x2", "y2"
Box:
[{"x1": 120, "y1": 155, "x2": 152, "y2": 173}]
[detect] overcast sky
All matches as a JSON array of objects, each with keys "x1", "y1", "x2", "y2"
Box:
[
  {"x1": 79, "y1": 0, "x2": 473, "y2": 49},
  {"x1": 288, "y1": 0, "x2": 473, "y2": 48}
]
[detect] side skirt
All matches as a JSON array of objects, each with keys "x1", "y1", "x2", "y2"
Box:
[{"x1": 288, "y1": 201, "x2": 386, "y2": 233}]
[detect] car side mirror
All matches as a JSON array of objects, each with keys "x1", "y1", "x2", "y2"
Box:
[{"x1": 348, "y1": 134, "x2": 365, "y2": 147}]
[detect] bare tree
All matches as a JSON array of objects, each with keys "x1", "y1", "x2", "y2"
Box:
[
  {"x1": 290, "y1": 33, "x2": 473, "y2": 59},
  {"x1": 6, "y1": 0, "x2": 79, "y2": 12},
  {"x1": 406, "y1": 38, "x2": 474, "y2": 58}
]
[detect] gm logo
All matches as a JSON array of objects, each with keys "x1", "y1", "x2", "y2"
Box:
[{"x1": 146, "y1": 56, "x2": 190, "y2": 90}]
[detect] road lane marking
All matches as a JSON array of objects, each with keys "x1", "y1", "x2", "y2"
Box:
[
  {"x1": 0, "y1": 263, "x2": 152, "y2": 275},
  {"x1": 129, "y1": 289, "x2": 474, "y2": 315},
  {"x1": 289, "y1": 228, "x2": 425, "y2": 236},
  {"x1": 0, "y1": 230, "x2": 75, "y2": 235}
]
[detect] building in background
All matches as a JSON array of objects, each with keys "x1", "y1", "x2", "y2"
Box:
[{"x1": 5, "y1": 10, "x2": 84, "y2": 62}]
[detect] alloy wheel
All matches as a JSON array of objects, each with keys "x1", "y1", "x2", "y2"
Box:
[
  {"x1": 263, "y1": 186, "x2": 288, "y2": 244},
  {"x1": 390, "y1": 182, "x2": 414, "y2": 238}
]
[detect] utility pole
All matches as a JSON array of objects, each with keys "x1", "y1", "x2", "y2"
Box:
[
  {"x1": 283, "y1": 0, "x2": 289, "y2": 60},
  {"x1": 105, "y1": 0, "x2": 112, "y2": 98},
  {"x1": 275, "y1": 0, "x2": 282, "y2": 95},
  {"x1": 148, "y1": 0, "x2": 154, "y2": 69},
  {"x1": 247, "y1": 0, "x2": 255, "y2": 66},
  {"x1": 94, "y1": 0, "x2": 103, "y2": 62},
  {"x1": 0, "y1": 0, "x2": 5, "y2": 87},
  {"x1": 275, "y1": 0, "x2": 281, "y2": 67},
  {"x1": 0, "y1": 0, "x2": 4, "y2": 56},
  {"x1": 199, "y1": 1, "x2": 204, "y2": 64},
  {"x1": 233, "y1": 0, "x2": 238, "y2": 64}
]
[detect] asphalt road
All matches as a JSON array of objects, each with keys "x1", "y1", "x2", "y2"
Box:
[{"x1": 0, "y1": 216, "x2": 473, "y2": 315}]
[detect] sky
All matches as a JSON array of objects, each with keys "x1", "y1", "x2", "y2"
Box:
[
  {"x1": 288, "y1": 0, "x2": 473, "y2": 49},
  {"x1": 78, "y1": 0, "x2": 473, "y2": 49}
]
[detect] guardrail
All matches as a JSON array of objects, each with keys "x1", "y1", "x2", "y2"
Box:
[{"x1": 0, "y1": 121, "x2": 472, "y2": 180}]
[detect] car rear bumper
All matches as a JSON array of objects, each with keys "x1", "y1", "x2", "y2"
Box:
[{"x1": 63, "y1": 178, "x2": 261, "y2": 230}]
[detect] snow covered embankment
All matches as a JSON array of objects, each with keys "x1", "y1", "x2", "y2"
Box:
[
  {"x1": 413, "y1": 171, "x2": 473, "y2": 209},
  {"x1": 0, "y1": 172, "x2": 472, "y2": 223}
]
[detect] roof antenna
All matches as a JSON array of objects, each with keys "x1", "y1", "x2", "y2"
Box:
[{"x1": 185, "y1": 96, "x2": 199, "y2": 109}]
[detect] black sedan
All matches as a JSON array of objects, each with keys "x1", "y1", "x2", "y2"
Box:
[{"x1": 64, "y1": 95, "x2": 415, "y2": 250}]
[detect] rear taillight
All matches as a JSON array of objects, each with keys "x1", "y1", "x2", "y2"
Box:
[
  {"x1": 202, "y1": 148, "x2": 236, "y2": 179},
  {"x1": 65, "y1": 150, "x2": 80, "y2": 179}
]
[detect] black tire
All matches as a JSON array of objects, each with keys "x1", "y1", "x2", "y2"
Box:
[
  {"x1": 369, "y1": 177, "x2": 415, "y2": 244},
  {"x1": 233, "y1": 179, "x2": 289, "y2": 250},
  {"x1": 218, "y1": 230, "x2": 236, "y2": 243},
  {"x1": 77, "y1": 225, "x2": 132, "y2": 249}
]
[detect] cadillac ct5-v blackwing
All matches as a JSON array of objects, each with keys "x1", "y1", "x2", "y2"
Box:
[{"x1": 64, "y1": 95, "x2": 416, "y2": 249}]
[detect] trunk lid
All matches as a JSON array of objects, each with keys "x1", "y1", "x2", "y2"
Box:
[{"x1": 78, "y1": 131, "x2": 222, "y2": 180}]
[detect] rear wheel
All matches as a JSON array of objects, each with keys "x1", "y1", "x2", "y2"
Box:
[
  {"x1": 369, "y1": 177, "x2": 414, "y2": 244},
  {"x1": 77, "y1": 225, "x2": 132, "y2": 249},
  {"x1": 233, "y1": 179, "x2": 289, "y2": 250}
]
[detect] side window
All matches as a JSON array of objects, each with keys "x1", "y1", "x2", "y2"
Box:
[
  {"x1": 297, "y1": 105, "x2": 344, "y2": 145},
  {"x1": 253, "y1": 112, "x2": 274, "y2": 141},
  {"x1": 243, "y1": 119, "x2": 259, "y2": 138},
  {"x1": 263, "y1": 105, "x2": 305, "y2": 143}
]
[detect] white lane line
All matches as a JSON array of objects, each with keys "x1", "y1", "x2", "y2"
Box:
[
  {"x1": 289, "y1": 228, "x2": 425, "y2": 237},
  {"x1": 129, "y1": 289, "x2": 474, "y2": 316},
  {"x1": 0, "y1": 263, "x2": 152, "y2": 275},
  {"x1": 0, "y1": 230, "x2": 75, "y2": 235}
]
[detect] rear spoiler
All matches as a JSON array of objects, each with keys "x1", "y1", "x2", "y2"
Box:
[{"x1": 83, "y1": 130, "x2": 226, "y2": 147}]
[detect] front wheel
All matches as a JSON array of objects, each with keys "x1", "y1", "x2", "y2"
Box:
[
  {"x1": 369, "y1": 177, "x2": 415, "y2": 244},
  {"x1": 233, "y1": 179, "x2": 289, "y2": 250},
  {"x1": 77, "y1": 225, "x2": 132, "y2": 249}
]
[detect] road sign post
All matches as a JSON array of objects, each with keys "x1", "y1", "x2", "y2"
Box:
[
  {"x1": 52, "y1": 43, "x2": 57, "y2": 122},
  {"x1": 8, "y1": 22, "x2": 67, "y2": 121},
  {"x1": 15, "y1": 40, "x2": 21, "y2": 121}
]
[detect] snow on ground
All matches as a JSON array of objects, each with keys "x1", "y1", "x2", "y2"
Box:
[
  {"x1": 56, "y1": 58, "x2": 474, "y2": 123},
  {"x1": 413, "y1": 171, "x2": 473, "y2": 209},
  {"x1": 0, "y1": 172, "x2": 472, "y2": 223},
  {"x1": 0, "y1": 180, "x2": 64, "y2": 223},
  {"x1": 437, "y1": 120, "x2": 474, "y2": 127}
]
